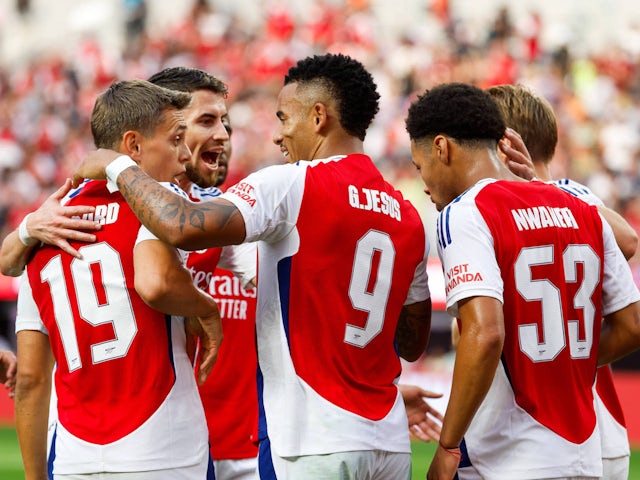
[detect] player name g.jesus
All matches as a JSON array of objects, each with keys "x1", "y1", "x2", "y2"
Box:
[{"x1": 348, "y1": 184, "x2": 401, "y2": 221}]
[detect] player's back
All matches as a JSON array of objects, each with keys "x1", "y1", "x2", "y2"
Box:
[
  {"x1": 290, "y1": 153, "x2": 426, "y2": 416},
  {"x1": 252, "y1": 154, "x2": 429, "y2": 457},
  {"x1": 23, "y1": 180, "x2": 207, "y2": 473},
  {"x1": 447, "y1": 179, "x2": 605, "y2": 478},
  {"x1": 478, "y1": 180, "x2": 604, "y2": 440}
]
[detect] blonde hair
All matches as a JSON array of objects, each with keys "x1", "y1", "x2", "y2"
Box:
[{"x1": 487, "y1": 84, "x2": 558, "y2": 164}]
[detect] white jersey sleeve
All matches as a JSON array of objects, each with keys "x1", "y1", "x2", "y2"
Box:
[
  {"x1": 220, "y1": 163, "x2": 305, "y2": 244},
  {"x1": 601, "y1": 217, "x2": 640, "y2": 315},
  {"x1": 218, "y1": 242, "x2": 257, "y2": 289},
  {"x1": 436, "y1": 182, "x2": 503, "y2": 318},
  {"x1": 15, "y1": 271, "x2": 48, "y2": 335},
  {"x1": 405, "y1": 222, "x2": 430, "y2": 305}
]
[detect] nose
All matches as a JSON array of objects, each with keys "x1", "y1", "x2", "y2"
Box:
[
  {"x1": 214, "y1": 120, "x2": 229, "y2": 142},
  {"x1": 180, "y1": 142, "x2": 192, "y2": 163},
  {"x1": 272, "y1": 130, "x2": 282, "y2": 146}
]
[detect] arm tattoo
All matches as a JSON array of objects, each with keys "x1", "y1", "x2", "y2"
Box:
[{"x1": 117, "y1": 165, "x2": 243, "y2": 248}]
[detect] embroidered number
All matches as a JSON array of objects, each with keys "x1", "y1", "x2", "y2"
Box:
[
  {"x1": 515, "y1": 244, "x2": 599, "y2": 362},
  {"x1": 345, "y1": 230, "x2": 395, "y2": 347},
  {"x1": 40, "y1": 243, "x2": 138, "y2": 371}
]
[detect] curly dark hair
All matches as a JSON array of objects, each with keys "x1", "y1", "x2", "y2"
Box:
[
  {"x1": 148, "y1": 66, "x2": 228, "y2": 97},
  {"x1": 284, "y1": 53, "x2": 379, "y2": 141},
  {"x1": 405, "y1": 83, "x2": 505, "y2": 147}
]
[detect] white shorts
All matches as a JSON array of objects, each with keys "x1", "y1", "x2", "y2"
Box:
[
  {"x1": 213, "y1": 457, "x2": 258, "y2": 480},
  {"x1": 602, "y1": 455, "x2": 630, "y2": 480},
  {"x1": 458, "y1": 464, "x2": 601, "y2": 480},
  {"x1": 54, "y1": 461, "x2": 207, "y2": 480},
  {"x1": 269, "y1": 449, "x2": 410, "y2": 480}
]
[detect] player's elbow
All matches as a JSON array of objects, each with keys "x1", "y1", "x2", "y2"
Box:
[
  {"x1": 484, "y1": 330, "x2": 505, "y2": 356},
  {"x1": 158, "y1": 227, "x2": 188, "y2": 249},
  {"x1": 474, "y1": 325, "x2": 504, "y2": 360},
  {"x1": 0, "y1": 260, "x2": 15, "y2": 277},
  {"x1": 396, "y1": 300, "x2": 431, "y2": 362},
  {"x1": 0, "y1": 254, "x2": 23, "y2": 277},
  {"x1": 15, "y1": 369, "x2": 49, "y2": 400},
  {"x1": 401, "y1": 349, "x2": 425, "y2": 363},
  {"x1": 620, "y1": 230, "x2": 638, "y2": 260},
  {"x1": 628, "y1": 303, "x2": 640, "y2": 347},
  {"x1": 135, "y1": 273, "x2": 172, "y2": 309}
]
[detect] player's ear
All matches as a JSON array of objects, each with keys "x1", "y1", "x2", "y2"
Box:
[
  {"x1": 121, "y1": 131, "x2": 143, "y2": 162},
  {"x1": 434, "y1": 135, "x2": 450, "y2": 165},
  {"x1": 312, "y1": 102, "x2": 328, "y2": 133}
]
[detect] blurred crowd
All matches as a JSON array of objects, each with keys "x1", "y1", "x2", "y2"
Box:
[{"x1": 0, "y1": 0, "x2": 639, "y2": 276}]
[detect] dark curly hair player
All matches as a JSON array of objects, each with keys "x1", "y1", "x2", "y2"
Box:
[
  {"x1": 406, "y1": 82, "x2": 640, "y2": 480},
  {"x1": 73, "y1": 52, "x2": 433, "y2": 479},
  {"x1": 405, "y1": 82, "x2": 505, "y2": 149},
  {"x1": 284, "y1": 53, "x2": 380, "y2": 141}
]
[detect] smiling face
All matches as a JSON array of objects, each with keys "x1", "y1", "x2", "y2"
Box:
[
  {"x1": 272, "y1": 82, "x2": 318, "y2": 164},
  {"x1": 137, "y1": 108, "x2": 191, "y2": 183},
  {"x1": 183, "y1": 89, "x2": 229, "y2": 188}
]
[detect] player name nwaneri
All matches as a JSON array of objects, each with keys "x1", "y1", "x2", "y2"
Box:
[{"x1": 511, "y1": 206, "x2": 579, "y2": 231}]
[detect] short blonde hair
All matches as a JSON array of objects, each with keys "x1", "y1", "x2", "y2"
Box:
[{"x1": 487, "y1": 84, "x2": 558, "y2": 164}]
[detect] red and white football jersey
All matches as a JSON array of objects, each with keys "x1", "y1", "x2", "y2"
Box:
[
  {"x1": 221, "y1": 154, "x2": 430, "y2": 457},
  {"x1": 437, "y1": 179, "x2": 639, "y2": 479},
  {"x1": 199, "y1": 267, "x2": 259, "y2": 460},
  {"x1": 16, "y1": 180, "x2": 208, "y2": 474},
  {"x1": 553, "y1": 177, "x2": 630, "y2": 460},
  {"x1": 185, "y1": 182, "x2": 259, "y2": 462}
]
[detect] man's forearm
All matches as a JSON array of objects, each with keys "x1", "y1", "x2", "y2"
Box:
[
  {"x1": 438, "y1": 297, "x2": 504, "y2": 448},
  {"x1": 597, "y1": 205, "x2": 638, "y2": 260},
  {"x1": 15, "y1": 382, "x2": 50, "y2": 480},
  {"x1": 15, "y1": 332, "x2": 53, "y2": 480},
  {"x1": 396, "y1": 299, "x2": 431, "y2": 362},
  {"x1": 117, "y1": 165, "x2": 245, "y2": 250},
  {"x1": 0, "y1": 230, "x2": 36, "y2": 276},
  {"x1": 599, "y1": 302, "x2": 640, "y2": 366},
  {"x1": 439, "y1": 328, "x2": 502, "y2": 448},
  {"x1": 142, "y1": 266, "x2": 221, "y2": 318}
]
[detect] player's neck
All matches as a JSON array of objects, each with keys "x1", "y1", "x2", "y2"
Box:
[
  {"x1": 462, "y1": 149, "x2": 523, "y2": 189},
  {"x1": 533, "y1": 163, "x2": 552, "y2": 182},
  {"x1": 314, "y1": 133, "x2": 364, "y2": 160}
]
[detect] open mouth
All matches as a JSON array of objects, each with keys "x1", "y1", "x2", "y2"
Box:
[{"x1": 201, "y1": 151, "x2": 220, "y2": 170}]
